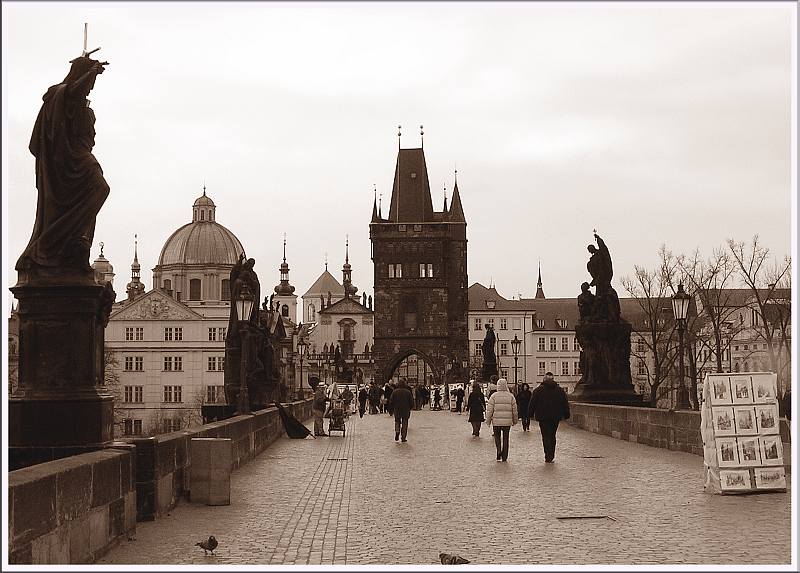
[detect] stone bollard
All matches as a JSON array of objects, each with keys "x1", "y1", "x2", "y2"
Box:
[{"x1": 190, "y1": 438, "x2": 232, "y2": 506}]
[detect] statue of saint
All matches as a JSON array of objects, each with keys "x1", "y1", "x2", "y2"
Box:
[
  {"x1": 587, "y1": 233, "x2": 613, "y2": 297},
  {"x1": 17, "y1": 54, "x2": 110, "y2": 283},
  {"x1": 578, "y1": 282, "x2": 595, "y2": 321},
  {"x1": 482, "y1": 324, "x2": 497, "y2": 368}
]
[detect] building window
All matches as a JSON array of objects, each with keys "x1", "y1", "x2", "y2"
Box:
[
  {"x1": 475, "y1": 343, "x2": 482, "y2": 357},
  {"x1": 165, "y1": 327, "x2": 183, "y2": 341},
  {"x1": 207, "y1": 356, "x2": 224, "y2": 371},
  {"x1": 163, "y1": 279, "x2": 172, "y2": 292},
  {"x1": 538, "y1": 337, "x2": 546, "y2": 352},
  {"x1": 164, "y1": 356, "x2": 183, "y2": 371},
  {"x1": 574, "y1": 361, "x2": 581, "y2": 376},
  {"x1": 561, "y1": 337, "x2": 569, "y2": 351},
  {"x1": 208, "y1": 328, "x2": 217, "y2": 341},
  {"x1": 123, "y1": 419, "x2": 143, "y2": 437},
  {"x1": 419, "y1": 263, "x2": 434, "y2": 278},
  {"x1": 734, "y1": 345, "x2": 739, "y2": 351},
  {"x1": 134, "y1": 357, "x2": 143, "y2": 371},
  {"x1": 487, "y1": 318, "x2": 494, "y2": 328},
  {"x1": 165, "y1": 327, "x2": 172, "y2": 341},
  {"x1": 164, "y1": 356, "x2": 173, "y2": 371},
  {"x1": 751, "y1": 309, "x2": 760, "y2": 326},
  {"x1": 125, "y1": 327, "x2": 134, "y2": 341},
  {"x1": 550, "y1": 361, "x2": 557, "y2": 374},
  {"x1": 125, "y1": 356, "x2": 134, "y2": 371},
  {"x1": 500, "y1": 342, "x2": 508, "y2": 356},
  {"x1": 206, "y1": 385, "x2": 225, "y2": 404},
  {"x1": 474, "y1": 318, "x2": 482, "y2": 331},
  {"x1": 561, "y1": 361, "x2": 569, "y2": 376},
  {"x1": 512, "y1": 318, "x2": 521, "y2": 330},
  {"x1": 135, "y1": 327, "x2": 143, "y2": 341},
  {"x1": 500, "y1": 318, "x2": 507, "y2": 330},
  {"x1": 549, "y1": 337, "x2": 557, "y2": 352},
  {"x1": 536, "y1": 319, "x2": 545, "y2": 328},
  {"x1": 744, "y1": 361, "x2": 749, "y2": 372},
  {"x1": 743, "y1": 344, "x2": 749, "y2": 351},
  {"x1": 402, "y1": 294, "x2": 417, "y2": 331},
  {"x1": 189, "y1": 278, "x2": 201, "y2": 301},
  {"x1": 163, "y1": 385, "x2": 183, "y2": 403},
  {"x1": 574, "y1": 338, "x2": 580, "y2": 351},
  {"x1": 282, "y1": 304, "x2": 289, "y2": 317},
  {"x1": 388, "y1": 263, "x2": 403, "y2": 278},
  {"x1": 500, "y1": 368, "x2": 508, "y2": 379},
  {"x1": 538, "y1": 361, "x2": 546, "y2": 376},
  {"x1": 221, "y1": 279, "x2": 230, "y2": 301},
  {"x1": 124, "y1": 385, "x2": 143, "y2": 403},
  {"x1": 638, "y1": 360, "x2": 647, "y2": 376},
  {"x1": 163, "y1": 419, "x2": 182, "y2": 433}
]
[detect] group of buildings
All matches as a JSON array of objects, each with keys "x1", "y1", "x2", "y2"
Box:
[{"x1": 7, "y1": 147, "x2": 792, "y2": 437}]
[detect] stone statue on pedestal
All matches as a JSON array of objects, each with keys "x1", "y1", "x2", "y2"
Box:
[
  {"x1": 481, "y1": 324, "x2": 498, "y2": 382},
  {"x1": 572, "y1": 233, "x2": 641, "y2": 405}
]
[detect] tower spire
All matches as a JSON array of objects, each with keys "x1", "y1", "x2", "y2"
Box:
[
  {"x1": 345, "y1": 235, "x2": 349, "y2": 264},
  {"x1": 275, "y1": 233, "x2": 295, "y2": 297},
  {"x1": 420, "y1": 124, "x2": 424, "y2": 149},
  {"x1": 397, "y1": 124, "x2": 401, "y2": 150},
  {"x1": 443, "y1": 183, "x2": 448, "y2": 212},
  {"x1": 372, "y1": 185, "x2": 380, "y2": 222},
  {"x1": 535, "y1": 261, "x2": 546, "y2": 299},
  {"x1": 283, "y1": 232, "x2": 287, "y2": 263},
  {"x1": 126, "y1": 234, "x2": 144, "y2": 301}
]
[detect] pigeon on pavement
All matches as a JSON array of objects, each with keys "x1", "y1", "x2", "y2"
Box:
[
  {"x1": 196, "y1": 535, "x2": 218, "y2": 556},
  {"x1": 439, "y1": 552, "x2": 470, "y2": 564}
]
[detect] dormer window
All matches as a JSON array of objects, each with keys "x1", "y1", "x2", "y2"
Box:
[
  {"x1": 486, "y1": 300, "x2": 496, "y2": 309},
  {"x1": 536, "y1": 318, "x2": 545, "y2": 328}
]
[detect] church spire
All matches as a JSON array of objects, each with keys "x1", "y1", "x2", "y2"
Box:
[
  {"x1": 448, "y1": 170, "x2": 465, "y2": 223},
  {"x1": 342, "y1": 235, "x2": 357, "y2": 298},
  {"x1": 371, "y1": 185, "x2": 380, "y2": 222},
  {"x1": 443, "y1": 183, "x2": 448, "y2": 212},
  {"x1": 275, "y1": 233, "x2": 295, "y2": 296},
  {"x1": 126, "y1": 234, "x2": 145, "y2": 301},
  {"x1": 535, "y1": 261, "x2": 546, "y2": 299}
]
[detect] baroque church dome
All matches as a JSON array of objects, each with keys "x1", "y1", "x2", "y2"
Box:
[{"x1": 157, "y1": 189, "x2": 244, "y2": 267}]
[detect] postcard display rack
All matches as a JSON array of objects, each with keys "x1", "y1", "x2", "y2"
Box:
[{"x1": 701, "y1": 372, "x2": 786, "y2": 494}]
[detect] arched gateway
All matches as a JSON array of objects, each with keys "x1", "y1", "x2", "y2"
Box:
[{"x1": 369, "y1": 146, "x2": 469, "y2": 387}]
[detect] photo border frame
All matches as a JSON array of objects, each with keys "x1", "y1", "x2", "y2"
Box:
[
  {"x1": 719, "y1": 469, "x2": 752, "y2": 491},
  {"x1": 755, "y1": 403, "x2": 780, "y2": 435},
  {"x1": 733, "y1": 406, "x2": 758, "y2": 435},
  {"x1": 758, "y1": 435, "x2": 784, "y2": 466},
  {"x1": 709, "y1": 376, "x2": 733, "y2": 406},
  {"x1": 737, "y1": 436, "x2": 762, "y2": 466},
  {"x1": 731, "y1": 375, "x2": 754, "y2": 405},
  {"x1": 715, "y1": 437, "x2": 740, "y2": 467},
  {"x1": 711, "y1": 406, "x2": 736, "y2": 437},
  {"x1": 754, "y1": 466, "x2": 786, "y2": 489}
]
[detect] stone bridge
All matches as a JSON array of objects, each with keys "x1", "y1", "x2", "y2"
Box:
[{"x1": 7, "y1": 402, "x2": 793, "y2": 566}]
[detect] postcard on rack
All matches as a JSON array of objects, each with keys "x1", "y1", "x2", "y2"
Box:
[
  {"x1": 751, "y1": 374, "x2": 777, "y2": 403},
  {"x1": 755, "y1": 403, "x2": 780, "y2": 434},
  {"x1": 720, "y1": 469, "x2": 752, "y2": 491},
  {"x1": 731, "y1": 376, "x2": 754, "y2": 404},
  {"x1": 759, "y1": 435, "x2": 784, "y2": 466},
  {"x1": 712, "y1": 406, "x2": 736, "y2": 436},
  {"x1": 734, "y1": 406, "x2": 758, "y2": 435},
  {"x1": 709, "y1": 376, "x2": 733, "y2": 406},
  {"x1": 737, "y1": 436, "x2": 762, "y2": 466},
  {"x1": 715, "y1": 437, "x2": 740, "y2": 467},
  {"x1": 754, "y1": 467, "x2": 786, "y2": 489}
]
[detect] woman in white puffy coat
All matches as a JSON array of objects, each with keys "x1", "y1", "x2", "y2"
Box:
[{"x1": 484, "y1": 378, "x2": 518, "y2": 462}]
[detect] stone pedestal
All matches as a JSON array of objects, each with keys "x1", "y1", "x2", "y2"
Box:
[
  {"x1": 9, "y1": 283, "x2": 115, "y2": 469},
  {"x1": 571, "y1": 320, "x2": 644, "y2": 405},
  {"x1": 190, "y1": 438, "x2": 232, "y2": 506}
]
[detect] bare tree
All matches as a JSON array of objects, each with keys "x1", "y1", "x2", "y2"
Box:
[
  {"x1": 622, "y1": 246, "x2": 681, "y2": 407},
  {"x1": 727, "y1": 236, "x2": 792, "y2": 395},
  {"x1": 103, "y1": 347, "x2": 128, "y2": 436}
]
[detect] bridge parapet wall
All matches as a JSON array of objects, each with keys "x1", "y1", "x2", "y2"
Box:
[
  {"x1": 133, "y1": 399, "x2": 313, "y2": 521},
  {"x1": 7, "y1": 446, "x2": 136, "y2": 564},
  {"x1": 567, "y1": 403, "x2": 791, "y2": 468}
]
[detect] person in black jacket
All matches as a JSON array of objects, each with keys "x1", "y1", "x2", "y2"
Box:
[
  {"x1": 466, "y1": 381, "x2": 486, "y2": 436},
  {"x1": 389, "y1": 380, "x2": 414, "y2": 442},
  {"x1": 454, "y1": 385, "x2": 465, "y2": 414},
  {"x1": 528, "y1": 372, "x2": 570, "y2": 463},
  {"x1": 516, "y1": 383, "x2": 533, "y2": 432},
  {"x1": 357, "y1": 385, "x2": 369, "y2": 418}
]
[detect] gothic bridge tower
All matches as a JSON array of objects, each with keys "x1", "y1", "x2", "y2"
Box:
[{"x1": 369, "y1": 146, "x2": 468, "y2": 387}]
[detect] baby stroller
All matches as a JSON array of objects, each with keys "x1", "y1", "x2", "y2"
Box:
[{"x1": 327, "y1": 399, "x2": 347, "y2": 436}]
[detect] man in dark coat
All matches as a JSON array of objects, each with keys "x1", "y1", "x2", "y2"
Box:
[
  {"x1": 454, "y1": 385, "x2": 465, "y2": 414},
  {"x1": 384, "y1": 383, "x2": 395, "y2": 416},
  {"x1": 358, "y1": 385, "x2": 369, "y2": 418},
  {"x1": 389, "y1": 380, "x2": 414, "y2": 442},
  {"x1": 368, "y1": 382, "x2": 382, "y2": 414},
  {"x1": 466, "y1": 381, "x2": 486, "y2": 436},
  {"x1": 528, "y1": 372, "x2": 570, "y2": 463},
  {"x1": 433, "y1": 386, "x2": 442, "y2": 410},
  {"x1": 516, "y1": 383, "x2": 533, "y2": 432}
]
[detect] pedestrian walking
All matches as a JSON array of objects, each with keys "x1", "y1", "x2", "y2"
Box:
[
  {"x1": 454, "y1": 385, "x2": 465, "y2": 414},
  {"x1": 368, "y1": 382, "x2": 382, "y2": 414},
  {"x1": 309, "y1": 379, "x2": 329, "y2": 436},
  {"x1": 528, "y1": 372, "x2": 570, "y2": 463},
  {"x1": 389, "y1": 380, "x2": 414, "y2": 442},
  {"x1": 516, "y1": 382, "x2": 533, "y2": 431},
  {"x1": 488, "y1": 374, "x2": 499, "y2": 398},
  {"x1": 340, "y1": 386, "x2": 354, "y2": 415},
  {"x1": 433, "y1": 386, "x2": 442, "y2": 410},
  {"x1": 384, "y1": 383, "x2": 395, "y2": 415},
  {"x1": 484, "y1": 378, "x2": 518, "y2": 461},
  {"x1": 466, "y1": 380, "x2": 486, "y2": 436},
  {"x1": 357, "y1": 385, "x2": 369, "y2": 418}
]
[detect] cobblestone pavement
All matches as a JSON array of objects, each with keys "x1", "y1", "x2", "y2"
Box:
[{"x1": 101, "y1": 409, "x2": 792, "y2": 566}]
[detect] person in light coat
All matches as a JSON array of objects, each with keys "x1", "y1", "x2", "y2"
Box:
[{"x1": 484, "y1": 378, "x2": 518, "y2": 462}]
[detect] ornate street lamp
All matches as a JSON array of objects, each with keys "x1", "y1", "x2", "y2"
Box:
[
  {"x1": 672, "y1": 282, "x2": 691, "y2": 410},
  {"x1": 235, "y1": 284, "x2": 255, "y2": 414},
  {"x1": 511, "y1": 334, "x2": 521, "y2": 392},
  {"x1": 297, "y1": 337, "x2": 307, "y2": 400}
]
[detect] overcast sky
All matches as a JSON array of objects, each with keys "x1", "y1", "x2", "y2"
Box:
[{"x1": 2, "y1": 2, "x2": 795, "y2": 314}]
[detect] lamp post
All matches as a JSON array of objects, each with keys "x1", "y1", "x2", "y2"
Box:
[
  {"x1": 511, "y1": 334, "x2": 521, "y2": 393},
  {"x1": 297, "y1": 337, "x2": 307, "y2": 400},
  {"x1": 235, "y1": 284, "x2": 255, "y2": 415},
  {"x1": 672, "y1": 282, "x2": 691, "y2": 410}
]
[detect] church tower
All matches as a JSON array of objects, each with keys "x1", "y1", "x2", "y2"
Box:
[
  {"x1": 273, "y1": 236, "x2": 298, "y2": 322},
  {"x1": 369, "y1": 144, "x2": 468, "y2": 386},
  {"x1": 126, "y1": 236, "x2": 145, "y2": 301}
]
